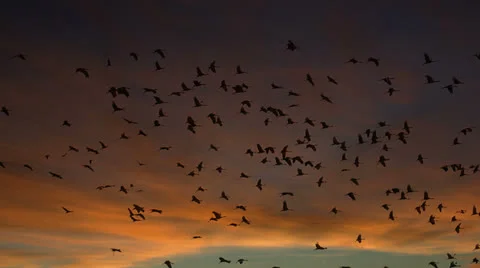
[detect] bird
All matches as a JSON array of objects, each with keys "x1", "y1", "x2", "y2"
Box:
[
  {"x1": 388, "y1": 211, "x2": 396, "y2": 221},
  {"x1": 237, "y1": 259, "x2": 248, "y2": 264},
  {"x1": 356, "y1": 234, "x2": 364, "y2": 243},
  {"x1": 196, "y1": 67, "x2": 207, "y2": 77},
  {"x1": 10, "y1": 53, "x2": 27, "y2": 60},
  {"x1": 423, "y1": 53, "x2": 437, "y2": 65},
  {"x1": 446, "y1": 253, "x2": 456, "y2": 260},
  {"x1": 219, "y1": 257, "x2": 231, "y2": 263},
  {"x1": 49, "y1": 172, "x2": 63, "y2": 179},
  {"x1": 220, "y1": 191, "x2": 229, "y2": 201},
  {"x1": 235, "y1": 65, "x2": 246, "y2": 74},
  {"x1": 1, "y1": 106, "x2": 10, "y2": 116},
  {"x1": 306, "y1": 73, "x2": 314, "y2": 86},
  {"x1": 386, "y1": 87, "x2": 400, "y2": 96},
  {"x1": 453, "y1": 137, "x2": 461, "y2": 145},
  {"x1": 367, "y1": 57, "x2": 380, "y2": 66},
  {"x1": 320, "y1": 93, "x2": 333, "y2": 103},
  {"x1": 417, "y1": 154, "x2": 426, "y2": 164},
  {"x1": 350, "y1": 178, "x2": 360, "y2": 186},
  {"x1": 129, "y1": 52, "x2": 139, "y2": 61},
  {"x1": 112, "y1": 101, "x2": 124, "y2": 112},
  {"x1": 256, "y1": 179, "x2": 264, "y2": 191},
  {"x1": 240, "y1": 216, "x2": 250, "y2": 225},
  {"x1": 327, "y1": 76, "x2": 338, "y2": 85},
  {"x1": 164, "y1": 260, "x2": 174, "y2": 268},
  {"x1": 110, "y1": 248, "x2": 122, "y2": 255},
  {"x1": 314, "y1": 242, "x2": 327, "y2": 250},
  {"x1": 425, "y1": 75, "x2": 439, "y2": 84},
  {"x1": 423, "y1": 191, "x2": 434, "y2": 201},
  {"x1": 452, "y1": 76, "x2": 464, "y2": 85},
  {"x1": 75, "y1": 68, "x2": 89, "y2": 78},
  {"x1": 150, "y1": 209, "x2": 163, "y2": 214},
  {"x1": 82, "y1": 164, "x2": 94, "y2": 172},
  {"x1": 454, "y1": 223, "x2": 463, "y2": 233},
  {"x1": 330, "y1": 207, "x2": 341, "y2": 214},
  {"x1": 153, "y1": 48, "x2": 166, "y2": 58},
  {"x1": 191, "y1": 195, "x2": 202, "y2": 204},
  {"x1": 23, "y1": 164, "x2": 33, "y2": 171},
  {"x1": 381, "y1": 204, "x2": 391, "y2": 211},
  {"x1": 281, "y1": 200, "x2": 293, "y2": 211},
  {"x1": 280, "y1": 192, "x2": 294, "y2": 197},
  {"x1": 62, "y1": 207, "x2": 73, "y2": 213},
  {"x1": 154, "y1": 61, "x2": 164, "y2": 71},
  {"x1": 286, "y1": 40, "x2": 297, "y2": 51},
  {"x1": 346, "y1": 192, "x2": 357, "y2": 201},
  {"x1": 119, "y1": 186, "x2": 128, "y2": 194},
  {"x1": 235, "y1": 205, "x2": 247, "y2": 211},
  {"x1": 406, "y1": 185, "x2": 417, "y2": 194},
  {"x1": 345, "y1": 58, "x2": 362, "y2": 64},
  {"x1": 208, "y1": 61, "x2": 218, "y2": 73}
]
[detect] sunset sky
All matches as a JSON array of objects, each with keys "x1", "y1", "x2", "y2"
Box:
[{"x1": 2, "y1": 1, "x2": 480, "y2": 267}]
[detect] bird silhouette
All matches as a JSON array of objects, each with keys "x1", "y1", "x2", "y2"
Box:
[
  {"x1": 219, "y1": 257, "x2": 231, "y2": 263},
  {"x1": 237, "y1": 258, "x2": 248, "y2": 264},
  {"x1": 286, "y1": 40, "x2": 297, "y2": 51},
  {"x1": 75, "y1": 68, "x2": 89, "y2": 78},
  {"x1": 164, "y1": 260, "x2": 174, "y2": 268},
  {"x1": 62, "y1": 207, "x2": 73, "y2": 213},
  {"x1": 153, "y1": 49, "x2": 166, "y2": 58},
  {"x1": 129, "y1": 52, "x2": 138, "y2": 61},
  {"x1": 1, "y1": 106, "x2": 10, "y2": 116},
  {"x1": 281, "y1": 200, "x2": 293, "y2": 212},
  {"x1": 306, "y1": 74, "x2": 314, "y2": 86},
  {"x1": 423, "y1": 53, "x2": 437, "y2": 65},
  {"x1": 367, "y1": 57, "x2": 380, "y2": 66},
  {"x1": 150, "y1": 209, "x2": 163, "y2": 214},
  {"x1": 110, "y1": 248, "x2": 121, "y2": 255},
  {"x1": 314, "y1": 242, "x2": 327, "y2": 250},
  {"x1": 356, "y1": 234, "x2": 364, "y2": 243},
  {"x1": 10, "y1": 53, "x2": 27, "y2": 60},
  {"x1": 346, "y1": 192, "x2": 357, "y2": 201}
]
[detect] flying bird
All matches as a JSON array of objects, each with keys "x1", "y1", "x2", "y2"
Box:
[
  {"x1": 164, "y1": 260, "x2": 174, "y2": 268},
  {"x1": 1, "y1": 106, "x2": 10, "y2": 116},
  {"x1": 281, "y1": 200, "x2": 292, "y2": 211},
  {"x1": 129, "y1": 52, "x2": 138, "y2": 61},
  {"x1": 423, "y1": 53, "x2": 437, "y2": 65},
  {"x1": 11, "y1": 53, "x2": 27, "y2": 60},
  {"x1": 153, "y1": 48, "x2": 166, "y2": 58},
  {"x1": 367, "y1": 57, "x2": 380, "y2": 66},
  {"x1": 110, "y1": 248, "x2": 122, "y2": 255},
  {"x1": 314, "y1": 242, "x2": 327, "y2": 250},
  {"x1": 219, "y1": 257, "x2": 231, "y2": 263},
  {"x1": 62, "y1": 207, "x2": 73, "y2": 213},
  {"x1": 75, "y1": 68, "x2": 89, "y2": 78},
  {"x1": 286, "y1": 40, "x2": 297, "y2": 51}
]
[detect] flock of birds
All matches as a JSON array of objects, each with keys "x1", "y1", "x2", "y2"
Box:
[{"x1": 2, "y1": 40, "x2": 480, "y2": 268}]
